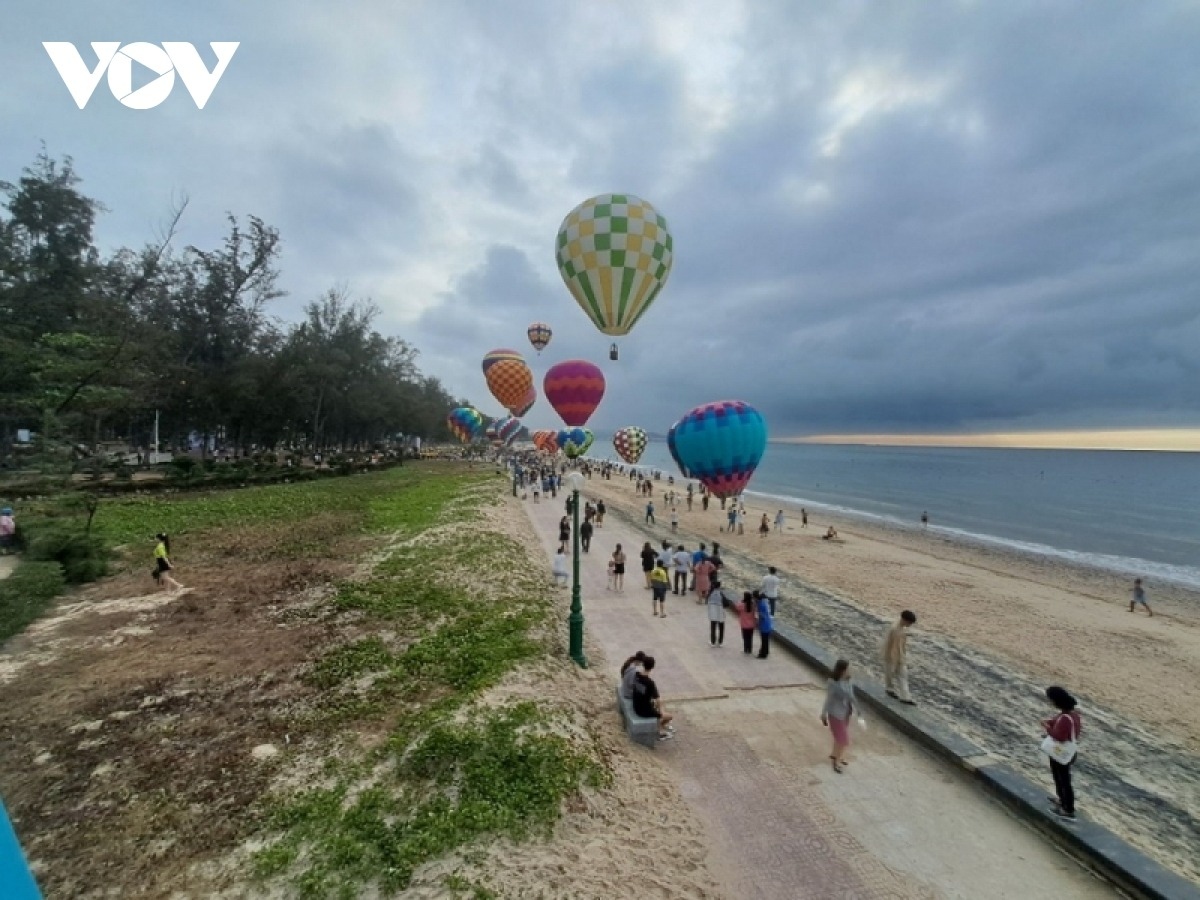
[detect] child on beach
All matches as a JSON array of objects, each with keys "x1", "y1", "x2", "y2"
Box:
[
  {"x1": 1130, "y1": 578, "x2": 1153, "y2": 616},
  {"x1": 606, "y1": 558, "x2": 616, "y2": 590}
]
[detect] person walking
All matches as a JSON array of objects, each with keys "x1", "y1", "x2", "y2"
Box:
[
  {"x1": 645, "y1": 500, "x2": 656, "y2": 524},
  {"x1": 921, "y1": 511, "x2": 929, "y2": 527},
  {"x1": 650, "y1": 560, "x2": 671, "y2": 617},
  {"x1": 670, "y1": 506, "x2": 679, "y2": 532},
  {"x1": 1130, "y1": 578, "x2": 1153, "y2": 616},
  {"x1": 579, "y1": 517, "x2": 593, "y2": 553},
  {"x1": 640, "y1": 542, "x2": 657, "y2": 589},
  {"x1": 755, "y1": 591, "x2": 773, "y2": 659},
  {"x1": 1041, "y1": 686, "x2": 1082, "y2": 821},
  {"x1": 736, "y1": 591, "x2": 758, "y2": 654},
  {"x1": 631, "y1": 656, "x2": 675, "y2": 741},
  {"x1": 801, "y1": 508, "x2": 808, "y2": 528},
  {"x1": 882, "y1": 611, "x2": 917, "y2": 705},
  {"x1": 558, "y1": 516, "x2": 571, "y2": 545},
  {"x1": 596, "y1": 499, "x2": 606, "y2": 528},
  {"x1": 552, "y1": 546, "x2": 569, "y2": 587},
  {"x1": 759, "y1": 513, "x2": 770, "y2": 537},
  {"x1": 611, "y1": 544, "x2": 626, "y2": 592},
  {"x1": 672, "y1": 544, "x2": 691, "y2": 595},
  {"x1": 774, "y1": 509, "x2": 785, "y2": 533},
  {"x1": 736, "y1": 505, "x2": 746, "y2": 535},
  {"x1": 152, "y1": 533, "x2": 184, "y2": 592},
  {"x1": 688, "y1": 542, "x2": 707, "y2": 593},
  {"x1": 693, "y1": 551, "x2": 716, "y2": 603},
  {"x1": 761, "y1": 566, "x2": 781, "y2": 616},
  {"x1": 0, "y1": 507, "x2": 15, "y2": 555},
  {"x1": 686, "y1": 484, "x2": 694, "y2": 511},
  {"x1": 725, "y1": 505, "x2": 737, "y2": 532},
  {"x1": 821, "y1": 659, "x2": 858, "y2": 773},
  {"x1": 701, "y1": 491, "x2": 710, "y2": 512},
  {"x1": 706, "y1": 579, "x2": 730, "y2": 647}
]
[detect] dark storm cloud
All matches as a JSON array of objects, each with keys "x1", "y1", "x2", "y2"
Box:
[{"x1": 4, "y1": 0, "x2": 1199, "y2": 435}]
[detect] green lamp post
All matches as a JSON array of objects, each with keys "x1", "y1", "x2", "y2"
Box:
[{"x1": 564, "y1": 470, "x2": 588, "y2": 668}]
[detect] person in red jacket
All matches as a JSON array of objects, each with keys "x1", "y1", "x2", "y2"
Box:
[{"x1": 1043, "y1": 686, "x2": 1082, "y2": 821}]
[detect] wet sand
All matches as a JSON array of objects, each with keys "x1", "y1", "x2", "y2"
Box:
[{"x1": 568, "y1": 469, "x2": 1200, "y2": 885}]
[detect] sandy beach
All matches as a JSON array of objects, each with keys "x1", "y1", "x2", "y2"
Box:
[{"x1": 568, "y1": 467, "x2": 1200, "y2": 884}]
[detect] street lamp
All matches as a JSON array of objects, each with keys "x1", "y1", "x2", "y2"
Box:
[{"x1": 564, "y1": 470, "x2": 588, "y2": 668}]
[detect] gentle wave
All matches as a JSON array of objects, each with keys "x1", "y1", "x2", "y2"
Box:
[{"x1": 744, "y1": 489, "x2": 1200, "y2": 590}]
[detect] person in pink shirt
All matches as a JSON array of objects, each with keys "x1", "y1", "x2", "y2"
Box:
[
  {"x1": 693, "y1": 554, "x2": 716, "y2": 603},
  {"x1": 735, "y1": 590, "x2": 758, "y2": 654}
]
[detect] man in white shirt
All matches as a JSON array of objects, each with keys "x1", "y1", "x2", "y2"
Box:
[
  {"x1": 761, "y1": 566, "x2": 781, "y2": 616},
  {"x1": 672, "y1": 545, "x2": 692, "y2": 595}
]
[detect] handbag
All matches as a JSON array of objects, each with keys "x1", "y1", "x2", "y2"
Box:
[{"x1": 1039, "y1": 714, "x2": 1077, "y2": 764}]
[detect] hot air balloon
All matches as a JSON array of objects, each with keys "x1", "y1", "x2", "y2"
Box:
[
  {"x1": 514, "y1": 386, "x2": 537, "y2": 417},
  {"x1": 538, "y1": 431, "x2": 559, "y2": 454},
  {"x1": 527, "y1": 322, "x2": 552, "y2": 354},
  {"x1": 447, "y1": 407, "x2": 485, "y2": 443},
  {"x1": 485, "y1": 357, "x2": 534, "y2": 416},
  {"x1": 498, "y1": 417, "x2": 522, "y2": 446},
  {"x1": 555, "y1": 194, "x2": 674, "y2": 351},
  {"x1": 544, "y1": 359, "x2": 605, "y2": 426},
  {"x1": 481, "y1": 348, "x2": 525, "y2": 376},
  {"x1": 667, "y1": 401, "x2": 767, "y2": 498},
  {"x1": 561, "y1": 427, "x2": 594, "y2": 459},
  {"x1": 613, "y1": 426, "x2": 648, "y2": 465}
]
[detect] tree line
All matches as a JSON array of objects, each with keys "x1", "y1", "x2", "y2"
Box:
[{"x1": 0, "y1": 151, "x2": 468, "y2": 469}]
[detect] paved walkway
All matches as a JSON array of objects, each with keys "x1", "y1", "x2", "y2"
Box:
[{"x1": 525, "y1": 485, "x2": 1115, "y2": 899}]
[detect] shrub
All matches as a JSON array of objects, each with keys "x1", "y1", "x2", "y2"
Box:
[
  {"x1": 0, "y1": 560, "x2": 66, "y2": 643},
  {"x1": 26, "y1": 525, "x2": 110, "y2": 584},
  {"x1": 170, "y1": 456, "x2": 198, "y2": 477}
]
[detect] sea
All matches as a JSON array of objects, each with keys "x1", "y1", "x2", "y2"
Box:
[{"x1": 591, "y1": 440, "x2": 1200, "y2": 589}]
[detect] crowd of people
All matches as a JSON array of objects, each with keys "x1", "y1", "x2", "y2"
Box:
[{"x1": 516, "y1": 454, "x2": 1091, "y2": 823}]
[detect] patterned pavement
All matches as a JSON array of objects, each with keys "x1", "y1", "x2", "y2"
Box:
[{"x1": 525, "y1": 478, "x2": 1115, "y2": 899}]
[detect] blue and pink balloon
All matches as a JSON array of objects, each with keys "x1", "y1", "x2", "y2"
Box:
[{"x1": 667, "y1": 401, "x2": 767, "y2": 498}]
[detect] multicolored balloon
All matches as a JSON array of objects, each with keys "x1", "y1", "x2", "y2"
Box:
[
  {"x1": 613, "y1": 426, "x2": 648, "y2": 465},
  {"x1": 481, "y1": 348, "x2": 525, "y2": 376},
  {"x1": 533, "y1": 430, "x2": 558, "y2": 454},
  {"x1": 527, "y1": 322, "x2": 552, "y2": 354},
  {"x1": 555, "y1": 193, "x2": 674, "y2": 337},
  {"x1": 485, "y1": 356, "x2": 534, "y2": 416},
  {"x1": 543, "y1": 359, "x2": 605, "y2": 426},
  {"x1": 561, "y1": 427, "x2": 594, "y2": 459},
  {"x1": 497, "y1": 417, "x2": 522, "y2": 446},
  {"x1": 667, "y1": 401, "x2": 767, "y2": 498},
  {"x1": 447, "y1": 407, "x2": 485, "y2": 443},
  {"x1": 514, "y1": 385, "x2": 537, "y2": 417}
]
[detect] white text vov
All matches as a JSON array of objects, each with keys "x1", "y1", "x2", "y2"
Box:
[{"x1": 43, "y1": 42, "x2": 239, "y2": 109}]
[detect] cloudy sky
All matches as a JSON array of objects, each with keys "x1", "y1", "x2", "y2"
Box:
[{"x1": 5, "y1": 1, "x2": 1200, "y2": 441}]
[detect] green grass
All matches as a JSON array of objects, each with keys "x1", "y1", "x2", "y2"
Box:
[
  {"x1": 254, "y1": 470, "x2": 606, "y2": 896},
  {"x1": 0, "y1": 560, "x2": 67, "y2": 643}
]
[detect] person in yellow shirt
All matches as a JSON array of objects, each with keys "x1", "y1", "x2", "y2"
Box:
[
  {"x1": 153, "y1": 532, "x2": 184, "y2": 593},
  {"x1": 649, "y1": 561, "x2": 671, "y2": 617}
]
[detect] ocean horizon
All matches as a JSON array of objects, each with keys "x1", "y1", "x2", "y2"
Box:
[{"x1": 584, "y1": 438, "x2": 1200, "y2": 590}]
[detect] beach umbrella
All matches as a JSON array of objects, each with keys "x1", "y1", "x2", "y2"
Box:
[
  {"x1": 527, "y1": 322, "x2": 552, "y2": 354},
  {"x1": 561, "y1": 427, "x2": 595, "y2": 459},
  {"x1": 613, "y1": 426, "x2": 648, "y2": 465},
  {"x1": 544, "y1": 359, "x2": 605, "y2": 426},
  {"x1": 667, "y1": 401, "x2": 767, "y2": 498},
  {"x1": 555, "y1": 194, "x2": 674, "y2": 352}
]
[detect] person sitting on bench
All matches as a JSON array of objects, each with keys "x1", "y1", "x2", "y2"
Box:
[{"x1": 631, "y1": 656, "x2": 675, "y2": 741}]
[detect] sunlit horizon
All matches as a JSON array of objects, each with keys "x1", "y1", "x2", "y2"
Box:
[{"x1": 779, "y1": 429, "x2": 1200, "y2": 452}]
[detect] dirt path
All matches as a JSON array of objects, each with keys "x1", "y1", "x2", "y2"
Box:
[
  {"x1": 578, "y1": 474, "x2": 1200, "y2": 886},
  {"x1": 0, "y1": 556, "x2": 14, "y2": 579}
]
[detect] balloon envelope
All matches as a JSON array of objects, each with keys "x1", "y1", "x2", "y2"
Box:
[
  {"x1": 543, "y1": 359, "x2": 605, "y2": 426},
  {"x1": 613, "y1": 426, "x2": 648, "y2": 465},
  {"x1": 485, "y1": 358, "x2": 534, "y2": 415},
  {"x1": 667, "y1": 401, "x2": 767, "y2": 498},
  {"x1": 561, "y1": 427, "x2": 594, "y2": 459},
  {"x1": 514, "y1": 385, "x2": 537, "y2": 417},
  {"x1": 447, "y1": 407, "x2": 485, "y2": 444},
  {"x1": 527, "y1": 322, "x2": 552, "y2": 353},
  {"x1": 556, "y1": 194, "x2": 674, "y2": 337},
  {"x1": 482, "y1": 348, "x2": 525, "y2": 376}
]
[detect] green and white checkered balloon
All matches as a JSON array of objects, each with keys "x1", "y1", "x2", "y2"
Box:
[{"x1": 555, "y1": 194, "x2": 674, "y2": 336}]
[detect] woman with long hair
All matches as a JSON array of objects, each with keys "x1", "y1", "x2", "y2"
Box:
[
  {"x1": 1042, "y1": 686, "x2": 1082, "y2": 821},
  {"x1": 821, "y1": 659, "x2": 856, "y2": 773},
  {"x1": 611, "y1": 544, "x2": 626, "y2": 593},
  {"x1": 639, "y1": 541, "x2": 657, "y2": 589}
]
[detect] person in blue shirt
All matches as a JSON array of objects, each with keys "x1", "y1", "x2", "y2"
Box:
[
  {"x1": 755, "y1": 590, "x2": 773, "y2": 659},
  {"x1": 688, "y1": 543, "x2": 707, "y2": 592}
]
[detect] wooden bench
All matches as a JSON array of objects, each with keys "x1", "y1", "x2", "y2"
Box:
[{"x1": 616, "y1": 685, "x2": 659, "y2": 747}]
